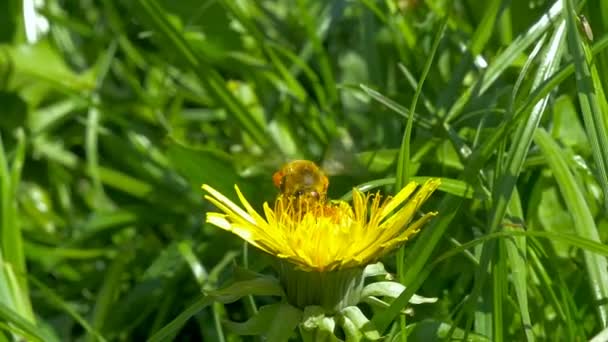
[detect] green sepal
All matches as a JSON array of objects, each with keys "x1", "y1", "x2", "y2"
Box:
[
  {"x1": 277, "y1": 261, "x2": 364, "y2": 311},
  {"x1": 223, "y1": 302, "x2": 301, "y2": 341},
  {"x1": 300, "y1": 306, "x2": 341, "y2": 342},
  {"x1": 340, "y1": 306, "x2": 381, "y2": 341},
  {"x1": 361, "y1": 296, "x2": 412, "y2": 315},
  {"x1": 338, "y1": 311, "x2": 362, "y2": 342},
  {"x1": 363, "y1": 262, "x2": 390, "y2": 279},
  {"x1": 362, "y1": 281, "x2": 437, "y2": 304}
]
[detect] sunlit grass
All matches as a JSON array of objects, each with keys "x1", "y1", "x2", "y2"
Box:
[{"x1": 0, "y1": 0, "x2": 607, "y2": 340}]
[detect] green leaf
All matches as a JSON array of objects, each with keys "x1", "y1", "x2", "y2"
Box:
[
  {"x1": 224, "y1": 303, "x2": 301, "y2": 341},
  {"x1": 208, "y1": 277, "x2": 284, "y2": 303},
  {"x1": 149, "y1": 277, "x2": 284, "y2": 341},
  {"x1": 167, "y1": 141, "x2": 238, "y2": 195},
  {"x1": 534, "y1": 128, "x2": 608, "y2": 326},
  {"x1": 3, "y1": 40, "x2": 96, "y2": 92}
]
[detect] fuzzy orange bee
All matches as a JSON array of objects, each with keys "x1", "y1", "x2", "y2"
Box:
[{"x1": 272, "y1": 160, "x2": 329, "y2": 201}]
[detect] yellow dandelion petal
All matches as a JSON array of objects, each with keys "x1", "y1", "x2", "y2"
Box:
[
  {"x1": 234, "y1": 185, "x2": 268, "y2": 225},
  {"x1": 379, "y1": 181, "x2": 418, "y2": 219},
  {"x1": 202, "y1": 178, "x2": 440, "y2": 272},
  {"x1": 202, "y1": 184, "x2": 255, "y2": 225}
]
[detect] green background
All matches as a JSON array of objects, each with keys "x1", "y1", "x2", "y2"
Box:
[{"x1": 1, "y1": 0, "x2": 608, "y2": 340}]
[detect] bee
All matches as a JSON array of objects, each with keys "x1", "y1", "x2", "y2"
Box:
[{"x1": 272, "y1": 160, "x2": 329, "y2": 201}]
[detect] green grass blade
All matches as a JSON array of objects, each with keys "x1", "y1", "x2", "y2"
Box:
[
  {"x1": 28, "y1": 276, "x2": 107, "y2": 342},
  {"x1": 373, "y1": 225, "x2": 608, "y2": 333},
  {"x1": 0, "y1": 302, "x2": 48, "y2": 342},
  {"x1": 483, "y1": 19, "x2": 566, "y2": 341},
  {"x1": 469, "y1": 0, "x2": 502, "y2": 56},
  {"x1": 86, "y1": 252, "x2": 132, "y2": 342},
  {"x1": 340, "y1": 176, "x2": 474, "y2": 201},
  {"x1": 564, "y1": 0, "x2": 608, "y2": 211},
  {"x1": 503, "y1": 190, "x2": 534, "y2": 342},
  {"x1": 132, "y1": 0, "x2": 271, "y2": 148},
  {"x1": 446, "y1": 0, "x2": 564, "y2": 122},
  {"x1": 359, "y1": 84, "x2": 435, "y2": 129},
  {"x1": 492, "y1": 240, "x2": 506, "y2": 342},
  {"x1": 148, "y1": 295, "x2": 215, "y2": 342},
  {"x1": 534, "y1": 127, "x2": 608, "y2": 327},
  {"x1": 395, "y1": 16, "x2": 446, "y2": 189},
  {"x1": 295, "y1": 0, "x2": 338, "y2": 105},
  {"x1": 0, "y1": 130, "x2": 33, "y2": 322},
  {"x1": 85, "y1": 42, "x2": 115, "y2": 209}
]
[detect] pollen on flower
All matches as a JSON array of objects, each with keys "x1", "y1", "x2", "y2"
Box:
[{"x1": 201, "y1": 178, "x2": 441, "y2": 272}]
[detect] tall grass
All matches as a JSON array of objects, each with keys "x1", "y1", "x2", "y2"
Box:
[{"x1": 0, "y1": 0, "x2": 607, "y2": 340}]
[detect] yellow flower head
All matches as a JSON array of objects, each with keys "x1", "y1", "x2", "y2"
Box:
[{"x1": 202, "y1": 178, "x2": 440, "y2": 272}]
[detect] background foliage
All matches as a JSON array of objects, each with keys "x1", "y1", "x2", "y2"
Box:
[{"x1": 1, "y1": 0, "x2": 608, "y2": 340}]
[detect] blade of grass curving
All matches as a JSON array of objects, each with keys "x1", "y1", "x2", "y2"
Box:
[
  {"x1": 507, "y1": 34, "x2": 547, "y2": 113},
  {"x1": 397, "y1": 64, "x2": 436, "y2": 114},
  {"x1": 295, "y1": 0, "x2": 338, "y2": 105},
  {"x1": 132, "y1": 0, "x2": 270, "y2": 148},
  {"x1": 399, "y1": 27, "x2": 455, "y2": 329},
  {"x1": 499, "y1": 6, "x2": 513, "y2": 45},
  {"x1": 359, "y1": 84, "x2": 434, "y2": 129},
  {"x1": 268, "y1": 41, "x2": 328, "y2": 109},
  {"x1": 529, "y1": 240, "x2": 580, "y2": 338},
  {"x1": 0, "y1": 130, "x2": 34, "y2": 322},
  {"x1": 288, "y1": 1, "x2": 342, "y2": 80},
  {"x1": 515, "y1": 34, "x2": 608, "y2": 120},
  {"x1": 436, "y1": 35, "x2": 608, "y2": 203},
  {"x1": 28, "y1": 275, "x2": 107, "y2": 342},
  {"x1": 387, "y1": 68, "x2": 576, "y2": 334},
  {"x1": 85, "y1": 252, "x2": 132, "y2": 342},
  {"x1": 148, "y1": 295, "x2": 216, "y2": 342},
  {"x1": 99, "y1": 0, "x2": 147, "y2": 68},
  {"x1": 0, "y1": 302, "x2": 49, "y2": 342},
  {"x1": 443, "y1": 230, "x2": 608, "y2": 263},
  {"x1": 564, "y1": 0, "x2": 608, "y2": 210},
  {"x1": 503, "y1": 189, "x2": 534, "y2": 342},
  {"x1": 483, "y1": 19, "x2": 566, "y2": 341},
  {"x1": 6, "y1": 130, "x2": 33, "y2": 320},
  {"x1": 86, "y1": 41, "x2": 116, "y2": 209},
  {"x1": 372, "y1": 194, "x2": 462, "y2": 333},
  {"x1": 212, "y1": 302, "x2": 226, "y2": 342},
  {"x1": 340, "y1": 176, "x2": 474, "y2": 201},
  {"x1": 534, "y1": 128, "x2": 608, "y2": 327},
  {"x1": 492, "y1": 240, "x2": 506, "y2": 342},
  {"x1": 395, "y1": 17, "x2": 446, "y2": 190},
  {"x1": 527, "y1": 246, "x2": 568, "y2": 327},
  {"x1": 469, "y1": 0, "x2": 502, "y2": 56},
  {"x1": 373, "y1": 227, "x2": 608, "y2": 332},
  {"x1": 445, "y1": 0, "x2": 564, "y2": 122}
]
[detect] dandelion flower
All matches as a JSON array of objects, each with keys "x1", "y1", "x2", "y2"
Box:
[
  {"x1": 203, "y1": 179, "x2": 439, "y2": 272},
  {"x1": 202, "y1": 176, "x2": 440, "y2": 310}
]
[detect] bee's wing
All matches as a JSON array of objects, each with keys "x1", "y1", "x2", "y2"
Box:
[{"x1": 321, "y1": 128, "x2": 367, "y2": 177}]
